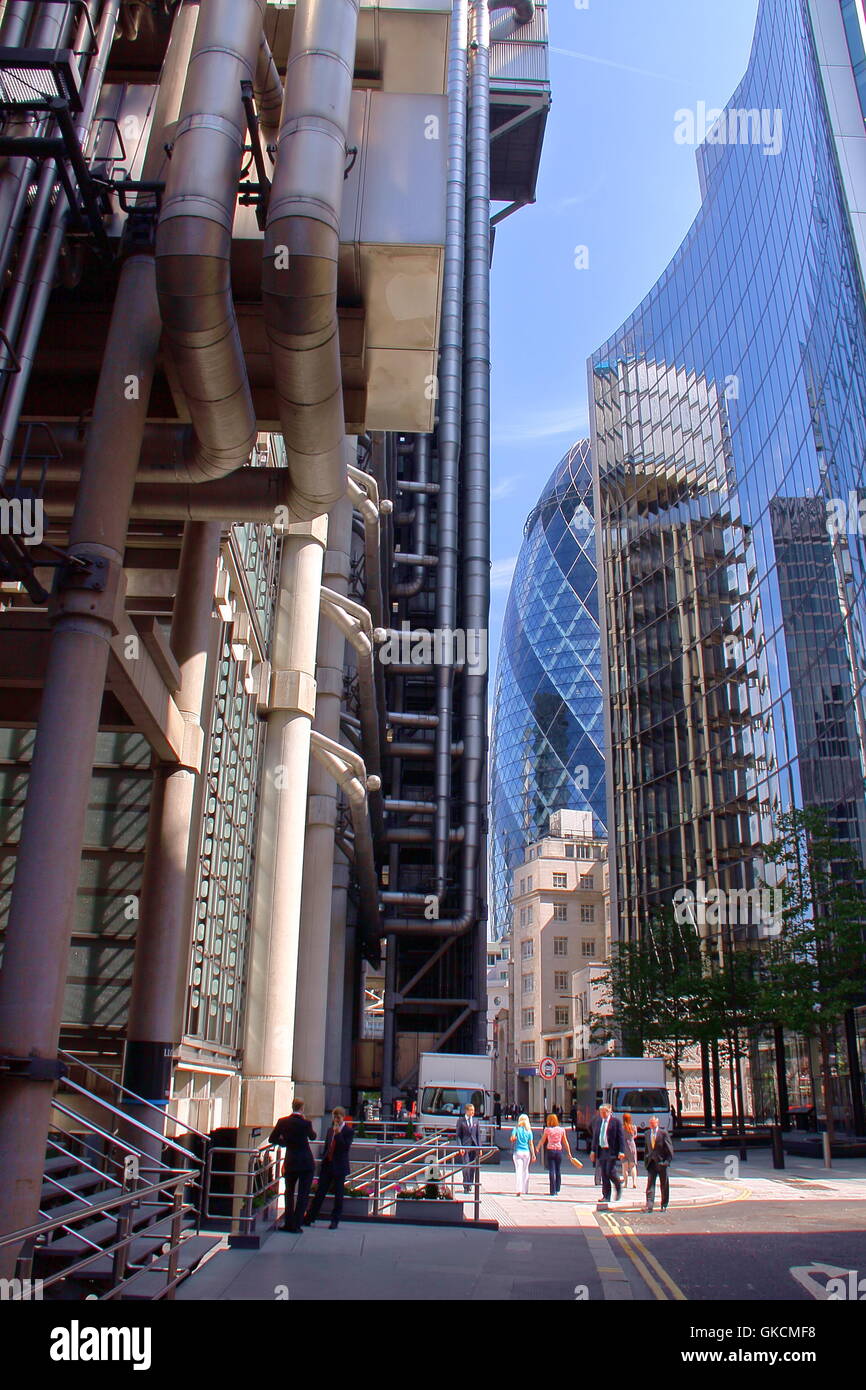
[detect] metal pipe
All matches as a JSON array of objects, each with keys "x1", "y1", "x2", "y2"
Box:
[
  {"x1": 154, "y1": 0, "x2": 264, "y2": 481},
  {"x1": 391, "y1": 434, "x2": 431, "y2": 597},
  {"x1": 254, "y1": 31, "x2": 283, "y2": 145},
  {"x1": 319, "y1": 584, "x2": 385, "y2": 844},
  {"x1": 0, "y1": 2, "x2": 35, "y2": 44},
  {"x1": 310, "y1": 731, "x2": 382, "y2": 949},
  {"x1": 432, "y1": 0, "x2": 468, "y2": 898},
  {"x1": 383, "y1": 0, "x2": 490, "y2": 942},
  {"x1": 388, "y1": 711, "x2": 439, "y2": 729},
  {"x1": 262, "y1": 0, "x2": 361, "y2": 517},
  {"x1": 0, "y1": 0, "x2": 123, "y2": 484}
]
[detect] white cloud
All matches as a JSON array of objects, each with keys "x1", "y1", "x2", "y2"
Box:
[
  {"x1": 490, "y1": 556, "x2": 518, "y2": 591},
  {"x1": 491, "y1": 475, "x2": 521, "y2": 501},
  {"x1": 493, "y1": 404, "x2": 588, "y2": 447}
]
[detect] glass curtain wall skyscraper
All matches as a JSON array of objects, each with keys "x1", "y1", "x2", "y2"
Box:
[
  {"x1": 491, "y1": 441, "x2": 606, "y2": 940},
  {"x1": 589, "y1": 0, "x2": 866, "y2": 1114}
]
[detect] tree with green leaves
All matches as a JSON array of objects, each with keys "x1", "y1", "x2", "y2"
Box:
[{"x1": 758, "y1": 806, "x2": 866, "y2": 1142}]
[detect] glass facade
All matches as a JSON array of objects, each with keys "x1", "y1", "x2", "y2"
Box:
[
  {"x1": 590, "y1": 0, "x2": 866, "y2": 941},
  {"x1": 490, "y1": 440, "x2": 606, "y2": 939}
]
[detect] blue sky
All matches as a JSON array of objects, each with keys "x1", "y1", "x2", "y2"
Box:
[{"x1": 488, "y1": 0, "x2": 760, "y2": 679}]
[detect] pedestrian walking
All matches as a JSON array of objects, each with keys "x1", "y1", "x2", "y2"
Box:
[
  {"x1": 570, "y1": 1101, "x2": 578, "y2": 1135},
  {"x1": 589, "y1": 1103, "x2": 626, "y2": 1205},
  {"x1": 269, "y1": 1098, "x2": 316, "y2": 1233},
  {"x1": 493, "y1": 1093, "x2": 502, "y2": 1129},
  {"x1": 510, "y1": 1113, "x2": 536, "y2": 1196},
  {"x1": 644, "y1": 1115, "x2": 674, "y2": 1212},
  {"x1": 455, "y1": 1101, "x2": 482, "y2": 1194},
  {"x1": 622, "y1": 1112, "x2": 639, "y2": 1189},
  {"x1": 305, "y1": 1107, "x2": 354, "y2": 1229},
  {"x1": 537, "y1": 1112, "x2": 582, "y2": 1195}
]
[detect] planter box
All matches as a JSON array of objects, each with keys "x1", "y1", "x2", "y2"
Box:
[
  {"x1": 394, "y1": 1198, "x2": 465, "y2": 1224},
  {"x1": 312, "y1": 1195, "x2": 374, "y2": 1219}
]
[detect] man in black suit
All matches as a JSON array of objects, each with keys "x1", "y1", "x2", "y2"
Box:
[
  {"x1": 455, "y1": 1102, "x2": 482, "y2": 1193},
  {"x1": 269, "y1": 1098, "x2": 317, "y2": 1233},
  {"x1": 644, "y1": 1115, "x2": 674, "y2": 1212},
  {"x1": 306, "y1": 1107, "x2": 354, "y2": 1229},
  {"x1": 590, "y1": 1104, "x2": 626, "y2": 1204}
]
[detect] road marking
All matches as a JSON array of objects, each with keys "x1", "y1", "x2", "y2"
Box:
[
  {"x1": 789, "y1": 1262, "x2": 852, "y2": 1300},
  {"x1": 575, "y1": 1206, "x2": 633, "y2": 1301},
  {"x1": 603, "y1": 1214, "x2": 668, "y2": 1300},
  {"x1": 619, "y1": 1221, "x2": 687, "y2": 1301}
]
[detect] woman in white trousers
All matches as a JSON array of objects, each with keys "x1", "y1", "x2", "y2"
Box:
[{"x1": 510, "y1": 1114, "x2": 536, "y2": 1196}]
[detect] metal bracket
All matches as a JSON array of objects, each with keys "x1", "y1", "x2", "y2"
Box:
[
  {"x1": 0, "y1": 1054, "x2": 68, "y2": 1082},
  {"x1": 55, "y1": 553, "x2": 108, "y2": 593}
]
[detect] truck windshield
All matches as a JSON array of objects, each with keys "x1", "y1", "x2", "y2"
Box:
[
  {"x1": 612, "y1": 1089, "x2": 670, "y2": 1113},
  {"x1": 420, "y1": 1087, "x2": 486, "y2": 1117}
]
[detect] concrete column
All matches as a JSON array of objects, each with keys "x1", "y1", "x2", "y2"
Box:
[
  {"x1": 124, "y1": 521, "x2": 222, "y2": 1117},
  {"x1": 0, "y1": 250, "x2": 162, "y2": 1260},
  {"x1": 324, "y1": 850, "x2": 352, "y2": 1111},
  {"x1": 292, "y1": 493, "x2": 353, "y2": 1123},
  {"x1": 240, "y1": 511, "x2": 330, "y2": 1130}
]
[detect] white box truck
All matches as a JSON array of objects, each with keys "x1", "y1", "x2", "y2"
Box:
[
  {"x1": 572, "y1": 1057, "x2": 671, "y2": 1151},
  {"x1": 417, "y1": 1052, "x2": 494, "y2": 1140}
]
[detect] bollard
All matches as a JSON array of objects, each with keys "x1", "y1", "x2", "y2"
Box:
[
  {"x1": 770, "y1": 1123, "x2": 785, "y2": 1169},
  {"x1": 822, "y1": 1131, "x2": 832, "y2": 1169}
]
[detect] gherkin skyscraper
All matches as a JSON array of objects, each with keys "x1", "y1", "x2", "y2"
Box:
[{"x1": 490, "y1": 440, "x2": 606, "y2": 940}]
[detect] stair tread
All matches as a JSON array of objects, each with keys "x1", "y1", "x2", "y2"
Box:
[
  {"x1": 42, "y1": 1170, "x2": 108, "y2": 1199},
  {"x1": 37, "y1": 1204, "x2": 174, "y2": 1254}
]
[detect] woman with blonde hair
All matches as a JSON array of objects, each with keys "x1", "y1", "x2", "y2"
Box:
[
  {"x1": 538, "y1": 1112, "x2": 583, "y2": 1196},
  {"x1": 622, "y1": 1111, "x2": 638, "y2": 1188},
  {"x1": 509, "y1": 1113, "x2": 536, "y2": 1196}
]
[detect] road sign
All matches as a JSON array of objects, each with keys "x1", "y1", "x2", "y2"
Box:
[{"x1": 538, "y1": 1056, "x2": 558, "y2": 1080}]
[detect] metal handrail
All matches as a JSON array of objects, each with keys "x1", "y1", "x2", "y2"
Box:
[
  {"x1": 51, "y1": 1099, "x2": 179, "y2": 1173},
  {"x1": 45, "y1": 1132, "x2": 125, "y2": 1187},
  {"x1": 200, "y1": 1143, "x2": 280, "y2": 1236},
  {"x1": 58, "y1": 1048, "x2": 210, "y2": 1143},
  {"x1": 57, "y1": 1077, "x2": 204, "y2": 1162}
]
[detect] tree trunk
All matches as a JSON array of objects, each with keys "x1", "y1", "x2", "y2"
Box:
[
  {"x1": 701, "y1": 1038, "x2": 713, "y2": 1131},
  {"x1": 773, "y1": 1022, "x2": 790, "y2": 1130}
]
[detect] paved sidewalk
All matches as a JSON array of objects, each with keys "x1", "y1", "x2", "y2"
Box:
[{"x1": 177, "y1": 1220, "x2": 611, "y2": 1302}]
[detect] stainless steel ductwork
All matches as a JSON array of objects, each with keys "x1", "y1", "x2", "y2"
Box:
[
  {"x1": 262, "y1": 0, "x2": 361, "y2": 519},
  {"x1": 255, "y1": 32, "x2": 282, "y2": 143},
  {"x1": 155, "y1": 0, "x2": 263, "y2": 483},
  {"x1": 391, "y1": 435, "x2": 431, "y2": 598},
  {"x1": 310, "y1": 732, "x2": 381, "y2": 949}
]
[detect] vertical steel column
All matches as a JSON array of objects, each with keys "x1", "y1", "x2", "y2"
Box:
[
  {"x1": 123, "y1": 521, "x2": 223, "y2": 1120},
  {"x1": 0, "y1": 247, "x2": 162, "y2": 1260}
]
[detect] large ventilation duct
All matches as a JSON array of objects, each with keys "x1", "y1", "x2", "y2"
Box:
[
  {"x1": 154, "y1": 0, "x2": 263, "y2": 483},
  {"x1": 310, "y1": 732, "x2": 382, "y2": 949},
  {"x1": 262, "y1": 0, "x2": 360, "y2": 519}
]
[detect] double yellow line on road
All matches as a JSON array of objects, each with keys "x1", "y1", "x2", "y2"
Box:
[{"x1": 601, "y1": 1213, "x2": 687, "y2": 1301}]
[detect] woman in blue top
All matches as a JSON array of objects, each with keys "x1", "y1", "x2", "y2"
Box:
[{"x1": 510, "y1": 1114, "x2": 536, "y2": 1196}]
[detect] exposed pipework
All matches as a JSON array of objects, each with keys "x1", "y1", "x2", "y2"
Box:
[
  {"x1": 391, "y1": 434, "x2": 431, "y2": 597},
  {"x1": 319, "y1": 585, "x2": 385, "y2": 845},
  {"x1": 262, "y1": 0, "x2": 361, "y2": 518},
  {"x1": 431, "y1": 0, "x2": 468, "y2": 900},
  {"x1": 384, "y1": 0, "x2": 491, "y2": 942},
  {"x1": 310, "y1": 732, "x2": 382, "y2": 949},
  {"x1": 154, "y1": 0, "x2": 263, "y2": 482},
  {"x1": 254, "y1": 32, "x2": 283, "y2": 144},
  {"x1": 347, "y1": 463, "x2": 389, "y2": 631}
]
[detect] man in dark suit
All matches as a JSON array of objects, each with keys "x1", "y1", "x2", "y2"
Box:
[
  {"x1": 455, "y1": 1102, "x2": 482, "y2": 1193},
  {"x1": 270, "y1": 1098, "x2": 317, "y2": 1233},
  {"x1": 590, "y1": 1104, "x2": 626, "y2": 1204},
  {"x1": 644, "y1": 1115, "x2": 674, "y2": 1212},
  {"x1": 306, "y1": 1107, "x2": 354, "y2": 1229}
]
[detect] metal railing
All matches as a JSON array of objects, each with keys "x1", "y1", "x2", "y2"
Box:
[
  {"x1": 1, "y1": 1169, "x2": 195, "y2": 1301},
  {"x1": 350, "y1": 1139, "x2": 497, "y2": 1221},
  {"x1": 355, "y1": 1119, "x2": 496, "y2": 1146},
  {"x1": 199, "y1": 1142, "x2": 280, "y2": 1238}
]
